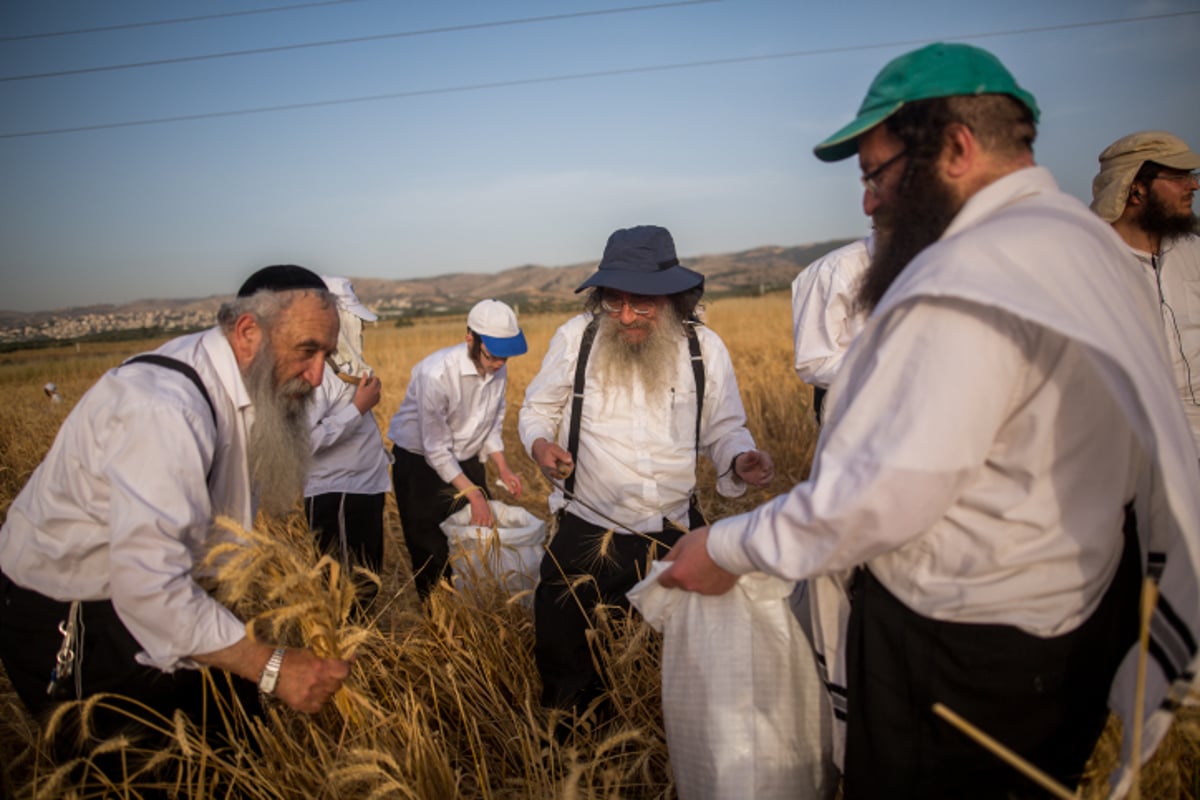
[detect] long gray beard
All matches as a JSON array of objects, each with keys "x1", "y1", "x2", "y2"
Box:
[
  {"x1": 244, "y1": 347, "x2": 314, "y2": 517},
  {"x1": 591, "y1": 308, "x2": 685, "y2": 405}
]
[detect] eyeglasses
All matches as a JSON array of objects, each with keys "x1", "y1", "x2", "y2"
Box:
[
  {"x1": 600, "y1": 293, "x2": 656, "y2": 316},
  {"x1": 479, "y1": 343, "x2": 507, "y2": 363},
  {"x1": 860, "y1": 149, "x2": 907, "y2": 195},
  {"x1": 1153, "y1": 170, "x2": 1199, "y2": 186}
]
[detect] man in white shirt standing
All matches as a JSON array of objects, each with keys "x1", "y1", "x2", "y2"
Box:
[
  {"x1": 790, "y1": 234, "x2": 872, "y2": 424},
  {"x1": 519, "y1": 224, "x2": 774, "y2": 717},
  {"x1": 305, "y1": 276, "x2": 391, "y2": 608},
  {"x1": 1091, "y1": 130, "x2": 1200, "y2": 456},
  {"x1": 0, "y1": 266, "x2": 352, "y2": 748},
  {"x1": 387, "y1": 299, "x2": 528, "y2": 600},
  {"x1": 660, "y1": 44, "x2": 1200, "y2": 797}
]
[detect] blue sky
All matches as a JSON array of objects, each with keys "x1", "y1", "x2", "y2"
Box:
[{"x1": 1, "y1": 0, "x2": 1197, "y2": 313}]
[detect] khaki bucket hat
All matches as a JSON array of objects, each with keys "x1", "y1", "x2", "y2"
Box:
[{"x1": 1090, "y1": 130, "x2": 1200, "y2": 222}]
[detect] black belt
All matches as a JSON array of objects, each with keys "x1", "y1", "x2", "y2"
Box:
[{"x1": 0, "y1": 570, "x2": 120, "y2": 624}]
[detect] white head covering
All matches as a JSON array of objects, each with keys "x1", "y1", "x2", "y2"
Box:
[
  {"x1": 1090, "y1": 130, "x2": 1200, "y2": 222},
  {"x1": 321, "y1": 275, "x2": 376, "y2": 378}
]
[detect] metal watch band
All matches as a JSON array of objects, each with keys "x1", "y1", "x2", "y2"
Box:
[{"x1": 258, "y1": 647, "x2": 286, "y2": 695}]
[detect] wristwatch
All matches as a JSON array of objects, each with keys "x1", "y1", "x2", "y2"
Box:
[{"x1": 258, "y1": 647, "x2": 286, "y2": 695}]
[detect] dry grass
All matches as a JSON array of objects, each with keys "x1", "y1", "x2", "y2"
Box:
[{"x1": 0, "y1": 294, "x2": 1196, "y2": 797}]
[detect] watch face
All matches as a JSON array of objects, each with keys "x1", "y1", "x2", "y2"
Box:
[{"x1": 259, "y1": 649, "x2": 285, "y2": 694}]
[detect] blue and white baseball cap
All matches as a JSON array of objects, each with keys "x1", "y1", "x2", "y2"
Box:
[{"x1": 467, "y1": 299, "x2": 527, "y2": 358}]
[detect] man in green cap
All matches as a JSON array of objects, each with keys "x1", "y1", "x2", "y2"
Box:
[{"x1": 660, "y1": 43, "x2": 1200, "y2": 797}]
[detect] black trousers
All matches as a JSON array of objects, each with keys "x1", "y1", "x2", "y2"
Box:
[
  {"x1": 842, "y1": 507, "x2": 1141, "y2": 799},
  {"x1": 534, "y1": 508, "x2": 700, "y2": 713},
  {"x1": 305, "y1": 490, "x2": 386, "y2": 607},
  {"x1": 811, "y1": 384, "x2": 828, "y2": 425},
  {"x1": 0, "y1": 571, "x2": 260, "y2": 771},
  {"x1": 391, "y1": 445, "x2": 487, "y2": 600}
]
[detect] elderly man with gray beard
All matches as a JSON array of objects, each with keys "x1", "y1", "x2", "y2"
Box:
[
  {"x1": 0, "y1": 265, "x2": 352, "y2": 760},
  {"x1": 519, "y1": 225, "x2": 774, "y2": 719}
]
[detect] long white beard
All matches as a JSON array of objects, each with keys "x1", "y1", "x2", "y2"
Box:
[
  {"x1": 243, "y1": 346, "x2": 314, "y2": 517},
  {"x1": 590, "y1": 309, "x2": 685, "y2": 405}
]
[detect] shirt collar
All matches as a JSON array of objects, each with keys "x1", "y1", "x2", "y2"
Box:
[
  {"x1": 202, "y1": 326, "x2": 252, "y2": 411},
  {"x1": 455, "y1": 341, "x2": 495, "y2": 383}
]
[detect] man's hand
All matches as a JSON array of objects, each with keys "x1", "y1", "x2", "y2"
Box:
[
  {"x1": 658, "y1": 526, "x2": 739, "y2": 595},
  {"x1": 468, "y1": 489, "x2": 494, "y2": 527},
  {"x1": 352, "y1": 373, "x2": 382, "y2": 415},
  {"x1": 734, "y1": 449, "x2": 775, "y2": 488},
  {"x1": 531, "y1": 437, "x2": 574, "y2": 481},
  {"x1": 194, "y1": 638, "x2": 350, "y2": 715},
  {"x1": 497, "y1": 465, "x2": 523, "y2": 498},
  {"x1": 273, "y1": 648, "x2": 352, "y2": 714}
]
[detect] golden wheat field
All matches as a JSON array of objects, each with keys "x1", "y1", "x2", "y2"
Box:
[{"x1": 0, "y1": 292, "x2": 1196, "y2": 799}]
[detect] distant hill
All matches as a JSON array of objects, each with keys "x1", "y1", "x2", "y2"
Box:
[
  {"x1": 356, "y1": 239, "x2": 856, "y2": 316},
  {"x1": 0, "y1": 239, "x2": 856, "y2": 342}
]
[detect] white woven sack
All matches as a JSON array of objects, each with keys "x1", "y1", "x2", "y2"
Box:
[
  {"x1": 628, "y1": 562, "x2": 836, "y2": 800},
  {"x1": 440, "y1": 501, "x2": 546, "y2": 604}
]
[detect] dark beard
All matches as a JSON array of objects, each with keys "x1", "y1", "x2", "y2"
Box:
[
  {"x1": 243, "y1": 346, "x2": 314, "y2": 517},
  {"x1": 1140, "y1": 190, "x2": 1199, "y2": 242},
  {"x1": 857, "y1": 162, "x2": 962, "y2": 314}
]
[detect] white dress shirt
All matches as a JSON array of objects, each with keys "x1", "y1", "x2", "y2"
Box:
[
  {"x1": 791, "y1": 236, "x2": 872, "y2": 388},
  {"x1": 387, "y1": 343, "x2": 507, "y2": 483},
  {"x1": 1125, "y1": 234, "x2": 1200, "y2": 454},
  {"x1": 0, "y1": 328, "x2": 250, "y2": 671},
  {"x1": 305, "y1": 365, "x2": 391, "y2": 496},
  {"x1": 519, "y1": 314, "x2": 757, "y2": 533},
  {"x1": 708, "y1": 167, "x2": 1199, "y2": 638}
]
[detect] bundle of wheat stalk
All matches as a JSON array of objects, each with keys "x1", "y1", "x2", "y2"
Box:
[
  {"x1": 3, "y1": 510, "x2": 677, "y2": 799},
  {"x1": 6, "y1": 506, "x2": 1197, "y2": 798},
  {"x1": 2, "y1": 300, "x2": 1199, "y2": 797}
]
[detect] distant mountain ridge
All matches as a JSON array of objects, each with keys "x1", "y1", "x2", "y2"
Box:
[{"x1": 0, "y1": 239, "x2": 856, "y2": 342}]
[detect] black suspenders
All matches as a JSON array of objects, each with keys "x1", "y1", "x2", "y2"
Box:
[
  {"x1": 563, "y1": 316, "x2": 705, "y2": 498},
  {"x1": 122, "y1": 353, "x2": 218, "y2": 481}
]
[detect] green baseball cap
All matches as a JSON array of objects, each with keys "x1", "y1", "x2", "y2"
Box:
[{"x1": 813, "y1": 42, "x2": 1040, "y2": 163}]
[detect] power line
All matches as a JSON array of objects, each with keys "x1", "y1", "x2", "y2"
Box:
[
  {"x1": 0, "y1": 0, "x2": 721, "y2": 82},
  {"x1": 0, "y1": 1, "x2": 361, "y2": 43},
  {"x1": 1, "y1": 10, "x2": 1194, "y2": 140}
]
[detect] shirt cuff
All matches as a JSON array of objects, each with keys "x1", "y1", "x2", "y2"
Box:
[
  {"x1": 132, "y1": 603, "x2": 246, "y2": 673},
  {"x1": 706, "y1": 513, "x2": 759, "y2": 576}
]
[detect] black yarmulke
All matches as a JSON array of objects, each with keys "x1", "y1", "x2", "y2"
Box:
[{"x1": 236, "y1": 264, "x2": 326, "y2": 298}]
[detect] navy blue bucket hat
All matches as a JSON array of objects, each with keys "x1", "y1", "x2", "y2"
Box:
[{"x1": 575, "y1": 225, "x2": 704, "y2": 295}]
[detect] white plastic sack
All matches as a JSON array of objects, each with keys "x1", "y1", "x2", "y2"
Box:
[
  {"x1": 440, "y1": 501, "x2": 546, "y2": 604},
  {"x1": 628, "y1": 562, "x2": 836, "y2": 800}
]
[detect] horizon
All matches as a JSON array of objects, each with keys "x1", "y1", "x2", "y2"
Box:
[
  {"x1": 2, "y1": 0, "x2": 1197, "y2": 313},
  {"x1": 0, "y1": 235, "x2": 852, "y2": 317}
]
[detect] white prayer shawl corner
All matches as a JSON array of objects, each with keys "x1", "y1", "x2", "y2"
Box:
[
  {"x1": 628, "y1": 562, "x2": 838, "y2": 800},
  {"x1": 823, "y1": 167, "x2": 1200, "y2": 799}
]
